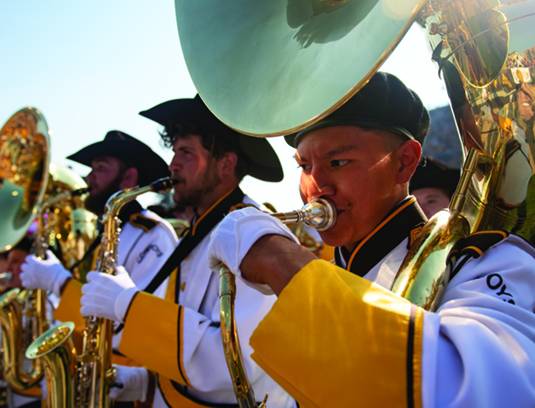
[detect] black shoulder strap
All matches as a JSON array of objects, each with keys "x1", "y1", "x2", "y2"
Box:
[
  {"x1": 143, "y1": 188, "x2": 245, "y2": 294},
  {"x1": 448, "y1": 230, "x2": 509, "y2": 279}
]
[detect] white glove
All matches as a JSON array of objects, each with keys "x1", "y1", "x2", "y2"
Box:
[
  {"x1": 208, "y1": 206, "x2": 299, "y2": 293},
  {"x1": 109, "y1": 365, "x2": 148, "y2": 402},
  {"x1": 80, "y1": 266, "x2": 139, "y2": 322},
  {"x1": 20, "y1": 250, "x2": 71, "y2": 296}
]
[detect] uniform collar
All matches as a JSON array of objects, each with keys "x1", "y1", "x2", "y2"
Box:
[
  {"x1": 335, "y1": 196, "x2": 426, "y2": 277},
  {"x1": 189, "y1": 187, "x2": 245, "y2": 236}
]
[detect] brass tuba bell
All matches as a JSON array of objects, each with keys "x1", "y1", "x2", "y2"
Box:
[{"x1": 0, "y1": 107, "x2": 50, "y2": 392}]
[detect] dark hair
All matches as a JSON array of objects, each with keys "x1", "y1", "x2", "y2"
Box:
[{"x1": 160, "y1": 122, "x2": 247, "y2": 180}]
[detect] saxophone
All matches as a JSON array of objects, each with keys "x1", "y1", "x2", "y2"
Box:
[{"x1": 25, "y1": 177, "x2": 173, "y2": 407}]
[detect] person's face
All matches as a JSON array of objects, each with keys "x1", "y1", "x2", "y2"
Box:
[
  {"x1": 412, "y1": 187, "x2": 450, "y2": 218},
  {"x1": 169, "y1": 135, "x2": 221, "y2": 209},
  {"x1": 296, "y1": 126, "x2": 411, "y2": 249},
  {"x1": 85, "y1": 156, "x2": 125, "y2": 214},
  {"x1": 6, "y1": 249, "x2": 28, "y2": 288}
]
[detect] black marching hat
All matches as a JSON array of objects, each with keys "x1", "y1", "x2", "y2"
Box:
[
  {"x1": 139, "y1": 95, "x2": 283, "y2": 182},
  {"x1": 410, "y1": 157, "x2": 460, "y2": 198},
  {"x1": 285, "y1": 72, "x2": 430, "y2": 147},
  {"x1": 67, "y1": 130, "x2": 169, "y2": 185}
]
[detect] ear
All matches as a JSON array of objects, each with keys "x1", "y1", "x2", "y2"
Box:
[
  {"x1": 217, "y1": 152, "x2": 238, "y2": 179},
  {"x1": 119, "y1": 167, "x2": 139, "y2": 188},
  {"x1": 395, "y1": 140, "x2": 421, "y2": 184}
]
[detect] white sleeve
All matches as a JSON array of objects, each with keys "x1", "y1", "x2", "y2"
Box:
[
  {"x1": 422, "y1": 235, "x2": 535, "y2": 408},
  {"x1": 123, "y1": 222, "x2": 177, "y2": 298},
  {"x1": 181, "y1": 277, "x2": 275, "y2": 394}
]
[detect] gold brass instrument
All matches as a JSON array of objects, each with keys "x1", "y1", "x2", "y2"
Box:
[
  {"x1": 262, "y1": 202, "x2": 326, "y2": 255},
  {"x1": 0, "y1": 107, "x2": 50, "y2": 393},
  {"x1": 0, "y1": 107, "x2": 96, "y2": 395},
  {"x1": 177, "y1": 0, "x2": 535, "y2": 403},
  {"x1": 26, "y1": 177, "x2": 174, "y2": 408},
  {"x1": 391, "y1": 0, "x2": 535, "y2": 308},
  {"x1": 44, "y1": 164, "x2": 97, "y2": 274},
  {"x1": 0, "y1": 107, "x2": 50, "y2": 252},
  {"x1": 0, "y1": 177, "x2": 91, "y2": 396},
  {"x1": 0, "y1": 170, "x2": 93, "y2": 396},
  {"x1": 218, "y1": 199, "x2": 336, "y2": 408}
]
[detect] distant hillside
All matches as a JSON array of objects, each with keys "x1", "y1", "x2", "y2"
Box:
[{"x1": 423, "y1": 105, "x2": 463, "y2": 169}]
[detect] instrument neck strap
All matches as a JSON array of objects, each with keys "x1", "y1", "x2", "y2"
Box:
[
  {"x1": 335, "y1": 196, "x2": 426, "y2": 277},
  {"x1": 142, "y1": 187, "x2": 246, "y2": 295}
]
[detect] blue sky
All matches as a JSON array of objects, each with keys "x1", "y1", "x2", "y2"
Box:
[{"x1": 1, "y1": 1, "x2": 450, "y2": 210}]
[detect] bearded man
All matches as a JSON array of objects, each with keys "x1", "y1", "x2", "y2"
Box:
[{"x1": 20, "y1": 131, "x2": 178, "y2": 405}]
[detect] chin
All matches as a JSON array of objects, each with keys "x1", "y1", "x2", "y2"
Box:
[{"x1": 319, "y1": 227, "x2": 348, "y2": 248}]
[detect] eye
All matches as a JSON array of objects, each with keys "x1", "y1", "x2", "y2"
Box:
[
  {"x1": 297, "y1": 163, "x2": 312, "y2": 173},
  {"x1": 330, "y1": 159, "x2": 349, "y2": 168}
]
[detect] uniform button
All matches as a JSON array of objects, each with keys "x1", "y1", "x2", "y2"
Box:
[{"x1": 180, "y1": 282, "x2": 187, "y2": 291}]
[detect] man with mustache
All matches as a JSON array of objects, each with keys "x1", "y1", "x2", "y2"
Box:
[
  {"x1": 20, "y1": 131, "x2": 178, "y2": 404},
  {"x1": 206, "y1": 72, "x2": 535, "y2": 407},
  {"x1": 80, "y1": 96, "x2": 295, "y2": 407}
]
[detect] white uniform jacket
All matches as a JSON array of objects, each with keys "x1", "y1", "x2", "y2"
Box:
[
  {"x1": 55, "y1": 207, "x2": 178, "y2": 350},
  {"x1": 118, "y1": 189, "x2": 295, "y2": 407},
  {"x1": 248, "y1": 196, "x2": 535, "y2": 408}
]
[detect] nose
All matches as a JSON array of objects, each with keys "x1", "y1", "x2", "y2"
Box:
[
  {"x1": 300, "y1": 167, "x2": 335, "y2": 202},
  {"x1": 86, "y1": 170, "x2": 95, "y2": 186},
  {"x1": 169, "y1": 154, "x2": 182, "y2": 174}
]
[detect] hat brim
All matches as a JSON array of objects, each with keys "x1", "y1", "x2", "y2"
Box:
[
  {"x1": 285, "y1": 119, "x2": 416, "y2": 148},
  {"x1": 67, "y1": 139, "x2": 169, "y2": 186},
  {"x1": 140, "y1": 98, "x2": 283, "y2": 182}
]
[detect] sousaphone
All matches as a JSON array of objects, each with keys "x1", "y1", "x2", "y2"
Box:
[{"x1": 0, "y1": 108, "x2": 50, "y2": 252}]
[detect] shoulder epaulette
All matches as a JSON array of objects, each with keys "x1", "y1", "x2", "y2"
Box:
[
  {"x1": 448, "y1": 230, "x2": 509, "y2": 276},
  {"x1": 408, "y1": 225, "x2": 424, "y2": 249},
  {"x1": 129, "y1": 213, "x2": 159, "y2": 232},
  {"x1": 229, "y1": 203, "x2": 256, "y2": 212}
]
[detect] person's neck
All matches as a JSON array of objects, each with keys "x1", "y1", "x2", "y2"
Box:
[
  {"x1": 342, "y1": 193, "x2": 410, "y2": 252},
  {"x1": 196, "y1": 182, "x2": 240, "y2": 216}
]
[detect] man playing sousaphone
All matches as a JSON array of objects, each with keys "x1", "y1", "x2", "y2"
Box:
[
  {"x1": 79, "y1": 96, "x2": 295, "y2": 406},
  {"x1": 203, "y1": 73, "x2": 535, "y2": 407},
  {"x1": 20, "y1": 131, "x2": 178, "y2": 404}
]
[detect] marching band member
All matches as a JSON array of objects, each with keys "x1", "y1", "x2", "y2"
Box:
[
  {"x1": 410, "y1": 157, "x2": 460, "y2": 218},
  {"x1": 19, "y1": 131, "x2": 178, "y2": 405},
  {"x1": 80, "y1": 95, "x2": 295, "y2": 407},
  {"x1": 207, "y1": 73, "x2": 535, "y2": 407}
]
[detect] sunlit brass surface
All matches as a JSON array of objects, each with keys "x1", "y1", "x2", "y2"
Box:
[
  {"x1": 0, "y1": 168, "x2": 96, "y2": 397},
  {"x1": 263, "y1": 199, "x2": 336, "y2": 255},
  {"x1": 0, "y1": 108, "x2": 50, "y2": 393},
  {"x1": 218, "y1": 200, "x2": 335, "y2": 407},
  {"x1": 0, "y1": 107, "x2": 49, "y2": 251},
  {"x1": 175, "y1": 0, "x2": 428, "y2": 136},
  {"x1": 44, "y1": 164, "x2": 96, "y2": 272},
  {"x1": 26, "y1": 322, "x2": 76, "y2": 408},
  {"x1": 393, "y1": 0, "x2": 535, "y2": 307},
  {"x1": 25, "y1": 177, "x2": 173, "y2": 408},
  {"x1": 219, "y1": 267, "x2": 261, "y2": 408},
  {"x1": 0, "y1": 288, "x2": 43, "y2": 393}
]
